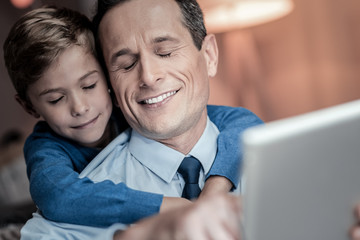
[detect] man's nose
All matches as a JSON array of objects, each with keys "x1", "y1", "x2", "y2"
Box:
[{"x1": 139, "y1": 54, "x2": 164, "y2": 87}]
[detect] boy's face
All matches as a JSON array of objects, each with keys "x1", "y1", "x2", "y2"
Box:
[{"x1": 24, "y1": 45, "x2": 113, "y2": 147}]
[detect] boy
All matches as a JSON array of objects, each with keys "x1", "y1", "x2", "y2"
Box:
[{"x1": 3, "y1": 6, "x2": 263, "y2": 227}]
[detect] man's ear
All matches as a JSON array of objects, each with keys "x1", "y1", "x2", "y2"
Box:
[
  {"x1": 15, "y1": 94, "x2": 40, "y2": 118},
  {"x1": 202, "y1": 34, "x2": 219, "y2": 77},
  {"x1": 114, "y1": 98, "x2": 120, "y2": 108}
]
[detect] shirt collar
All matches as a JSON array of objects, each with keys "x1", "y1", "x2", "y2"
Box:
[
  {"x1": 128, "y1": 117, "x2": 219, "y2": 183},
  {"x1": 189, "y1": 117, "x2": 219, "y2": 175}
]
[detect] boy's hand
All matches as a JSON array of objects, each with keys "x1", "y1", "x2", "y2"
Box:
[
  {"x1": 199, "y1": 175, "x2": 233, "y2": 199},
  {"x1": 159, "y1": 197, "x2": 192, "y2": 213}
]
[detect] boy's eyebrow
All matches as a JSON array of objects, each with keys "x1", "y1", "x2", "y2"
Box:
[
  {"x1": 39, "y1": 88, "x2": 63, "y2": 96},
  {"x1": 39, "y1": 70, "x2": 98, "y2": 96},
  {"x1": 79, "y1": 70, "x2": 98, "y2": 81}
]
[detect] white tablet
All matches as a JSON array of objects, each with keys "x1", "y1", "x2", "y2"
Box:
[{"x1": 241, "y1": 99, "x2": 360, "y2": 240}]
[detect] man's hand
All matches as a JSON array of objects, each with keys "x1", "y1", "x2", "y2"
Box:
[{"x1": 114, "y1": 193, "x2": 242, "y2": 240}]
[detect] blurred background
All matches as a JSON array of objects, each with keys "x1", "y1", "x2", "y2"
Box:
[
  {"x1": 0, "y1": 0, "x2": 360, "y2": 237},
  {"x1": 205, "y1": 0, "x2": 360, "y2": 122},
  {"x1": 1, "y1": 0, "x2": 360, "y2": 139}
]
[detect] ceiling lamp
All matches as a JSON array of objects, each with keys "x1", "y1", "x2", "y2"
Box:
[
  {"x1": 10, "y1": 0, "x2": 34, "y2": 9},
  {"x1": 198, "y1": 0, "x2": 294, "y2": 33}
]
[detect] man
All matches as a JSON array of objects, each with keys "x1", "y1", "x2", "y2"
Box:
[
  {"x1": 83, "y1": 1, "x2": 260, "y2": 239},
  {"x1": 21, "y1": 0, "x2": 262, "y2": 239},
  {"x1": 89, "y1": 1, "x2": 360, "y2": 240},
  {"x1": 83, "y1": 0, "x2": 256, "y2": 197}
]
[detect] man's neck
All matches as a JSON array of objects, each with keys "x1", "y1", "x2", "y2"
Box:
[{"x1": 158, "y1": 112, "x2": 208, "y2": 155}]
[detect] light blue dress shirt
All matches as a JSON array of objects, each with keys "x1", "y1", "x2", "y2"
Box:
[{"x1": 21, "y1": 118, "x2": 221, "y2": 240}]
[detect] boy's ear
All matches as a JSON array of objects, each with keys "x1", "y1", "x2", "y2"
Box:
[
  {"x1": 108, "y1": 88, "x2": 120, "y2": 107},
  {"x1": 15, "y1": 94, "x2": 40, "y2": 118}
]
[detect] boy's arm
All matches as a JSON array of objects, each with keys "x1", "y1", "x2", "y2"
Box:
[
  {"x1": 199, "y1": 175, "x2": 233, "y2": 198},
  {"x1": 204, "y1": 105, "x2": 264, "y2": 193},
  {"x1": 26, "y1": 138, "x2": 163, "y2": 227}
]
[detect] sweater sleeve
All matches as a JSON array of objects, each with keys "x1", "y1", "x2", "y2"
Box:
[
  {"x1": 25, "y1": 137, "x2": 163, "y2": 227},
  {"x1": 206, "y1": 105, "x2": 264, "y2": 189}
]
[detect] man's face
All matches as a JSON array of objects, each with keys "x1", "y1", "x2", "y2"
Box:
[{"x1": 99, "y1": 0, "x2": 218, "y2": 148}]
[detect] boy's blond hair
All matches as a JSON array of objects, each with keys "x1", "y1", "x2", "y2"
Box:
[{"x1": 3, "y1": 6, "x2": 96, "y2": 103}]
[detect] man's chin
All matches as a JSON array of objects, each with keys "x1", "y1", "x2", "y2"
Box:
[{"x1": 136, "y1": 125, "x2": 180, "y2": 141}]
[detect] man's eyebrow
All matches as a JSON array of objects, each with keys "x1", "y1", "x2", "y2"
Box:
[
  {"x1": 109, "y1": 37, "x2": 180, "y2": 64},
  {"x1": 111, "y1": 48, "x2": 131, "y2": 64},
  {"x1": 152, "y1": 36, "x2": 180, "y2": 44}
]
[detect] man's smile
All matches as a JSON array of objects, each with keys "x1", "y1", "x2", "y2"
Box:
[{"x1": 140, "y1": 90, "x2": 178, "y2": 105}]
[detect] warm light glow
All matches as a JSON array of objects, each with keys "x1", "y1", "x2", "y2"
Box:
[
  {"x1": 199, "y1": 0, "x2": 294, "y2": 33},
  {"x1": 10, "y1": 0, "x2": 34, "y2": 9}
]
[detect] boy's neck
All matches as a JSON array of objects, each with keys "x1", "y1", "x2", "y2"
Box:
[{"x1": 92, "y1": 119, "x2": 117, "y2": 149}]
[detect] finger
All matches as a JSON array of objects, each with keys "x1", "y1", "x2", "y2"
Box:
[
  {"x1": 350, "y1": 226, "x2": 360, "y2": 240},
  {"x1": 356, "y1": 205, "x2": 360, "y2": 219},
  {"x1": 204, "y1": 195, "x2": 242, "y2": 240},
  {"x1": 206, "y1": 220, "x2": 241, "y2": 240}
]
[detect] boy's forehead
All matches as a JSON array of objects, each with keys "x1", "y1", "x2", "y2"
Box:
[{"x1": 38, "y1": 46, "x2": 97, "y2": 82}]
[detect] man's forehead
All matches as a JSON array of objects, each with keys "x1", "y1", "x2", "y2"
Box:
[
  {"x1": 99, "y1": 0, "x2": 182, "y2": 27},
  {"x1": 98, "y1": 0, "x2": 186, "y2": 46}
]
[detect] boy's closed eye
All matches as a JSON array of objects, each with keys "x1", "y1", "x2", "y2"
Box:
[
  {"x1": 48, "y1": 96, "x2": 64, "y2": 105},
  {"x1": 83, "y1": 83, "x2": 96, "y2": 90}
]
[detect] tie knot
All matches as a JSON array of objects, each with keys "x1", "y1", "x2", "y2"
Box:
[{"x1": 177, "y1": 156, "x2": 202, "y2": 184}]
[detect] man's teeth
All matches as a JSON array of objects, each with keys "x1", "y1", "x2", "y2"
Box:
[{"x1": 144, "y1": 91, "x2": 176, "y2": 104}]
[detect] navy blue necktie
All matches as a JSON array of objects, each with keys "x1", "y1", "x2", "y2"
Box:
[{"x1": 177, "y1": 156, "x2": 202, "y2": 200}]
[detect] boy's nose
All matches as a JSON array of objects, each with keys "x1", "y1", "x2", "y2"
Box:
[{"x1": 71, "y1": 97, "x2": 89, "y2": 117}]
